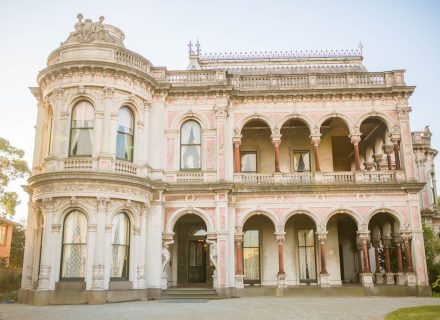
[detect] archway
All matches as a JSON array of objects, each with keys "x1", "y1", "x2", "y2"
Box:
[
  {"x1": 320, "y1": 118, "x2": 352, "y2": 172},
  {"x1": 359, "y1": 116, "x2": 390, "y2": 171},
  {"x1": 172, "y1": 214, "x2": 211, "y2": 286},
  {"x1": 240, "y1": 120, "x2": 273, "y2": 174},
  {"x1": 280, "y1": 119, "x2": 313, "y2": 173},
  {"x1": 327, "y1": 213, "x2": 359, "y2": 284}
]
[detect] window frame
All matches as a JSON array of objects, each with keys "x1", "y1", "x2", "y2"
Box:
[
  {"x1": 68, "y1": 101, "x2": 95, "y2": 157},
  {"x1": 110, "y1": 213, "x2": 131, "y2": 281},
  {"x1": 116, "y1": 106, "x2": 135, "y2": 162},
  {"x1": 242, "y1": 228, "x2": 262, "y2": 285},
  {"x1": 60, "y1": 211, "x2": 88, "y2": 281},
  {"x1": 297, "y1": 228, "x2": 317, "y2": 283},
  {"x1": 291, "y1": 149, "x2": 311, "y2": 173},
  {"x1": 240, "y1": 151, "x2": 258, "y2": 173},
  {"x1": 180, "y1": 120, "x2": 202, "y2": 171}
]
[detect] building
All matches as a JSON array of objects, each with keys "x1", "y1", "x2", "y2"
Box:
[
  {"x1": 19, "y1": 14, "x2": 438, "y2": 305},
  {"x1": 0, "y1": 216, "x2": 19, "y2": 267}
]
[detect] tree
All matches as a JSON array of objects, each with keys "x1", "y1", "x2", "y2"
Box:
[
  {"x1": 423, "y1": 226, "x2": 440, "y2": 291},
  {"x1": 0, "y1": 137, "x2": 30, "y2": 216},
  {"x1": 9, "y1": 223, "x2": 25, "y2": 267}
]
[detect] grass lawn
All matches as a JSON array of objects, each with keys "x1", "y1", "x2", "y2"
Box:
[{"x1": 385, "y1": 305, "x2": 440, "y2": 320}]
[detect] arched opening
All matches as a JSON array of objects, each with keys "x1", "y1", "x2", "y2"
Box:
[
  {"x1": 320, "y1": 118, "x2": 352, "y2": 172},
  {"x1": 111, "y1": 213, "x2": 130, "y2": 280},
  {"x1": 284, "y1": 214, "x2": 317, "y2": 284},
  {"x1": 280, "y1": 119, "x2": 313, "y2": 173},
  {"x1": 171, "y1": 214, "x2": 211, "y2": 286},
  {"x1": 60, "y1": 210, "x2": 88, "y2": 280},
  {"x1": 69, "y1": 101, "x2": 94, "y2": 157},
  {"x1": 359, "y1": 117, "x2": 390, "y2": 171},
  {"x1": 116, "y1": 106, "x2": 134, "y2": 162},
  {"x1": 240, "y1": 120, "x2": 272, "y2": 174},
  {"x1": 242, "y1": 214, "x2": 277, "y2": 285},
  {"x1": 368, "y1": 212, "x2": 403, "y2": 285},
  {"x1": 180, "y1": 120, "x2": 202, "y2": 170},
  {"x1": 327, "y1": 213, "x2": 359, "y2": 284}
]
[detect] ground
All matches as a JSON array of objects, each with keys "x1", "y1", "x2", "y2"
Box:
[{"x1": 1, "y1": 297, "x2": 440, "y2": 320}]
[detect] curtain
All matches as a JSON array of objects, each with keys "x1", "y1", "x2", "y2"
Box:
[
  {"x1": 70, "y1": 101, "x2": 94, "y2": 156},
  {"x1": 298, "y1": 229, "x2": 316, "y2": 281},
  {"x1": 243, "y1": 230, "x2": 260, "y2": 281},
  {"x1": 181, "y1": 145, "x2": 201, "y2": 169},
  {"x1": 181, "y1": 121, "x2": 201, "y2": 144},
  {"x1": 61, "y1": 211, "x2": 87, "y2": 278},
  {"x1": 111, "y1": 213, "x2": 130, "y2": 278},
  {"x1": 116, "y1": 132, "x2": 133, "y2": 161},
  {"x1": 241, "y1": 153, "x2": 257, "y2": 172}
]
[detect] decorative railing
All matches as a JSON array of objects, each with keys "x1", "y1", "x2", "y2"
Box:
[
  {"x1": 281, "y1": 173, "x2": 313, "y2": 183},
  {"x1": 114, "y1": 161, "x2": 137, "y2": 175},
  {"x1": 278, "y1": 75, "x2": 308, "y2": 87},
  {"x1": 363, "y1": 172, "x2": 396, "y2": 182},
  {"x1": 321, "y1": 172, "x2": 355, "y2": 183},
  {"x1": 114, "y1": 50, "x2": 151, "y2": 73},
  {"x1": 354, "y1": 73, "x2": 385, "y2": 86},
  {"x1": 176, "y1": 172, "x2": 204, "y2": 183},
  {"x1": 240, "y1": 173, "x2": 275, "y2": 184},
  {"x1": 167, "y1": 71, "x2": 217, "y2": 84},
  {"x1": 63, "y1": 159, "x2": 93, "y2": 171}
]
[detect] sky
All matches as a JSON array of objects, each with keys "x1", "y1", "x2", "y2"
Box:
[{"x1": 0, "y1": 0, "x2": 439, "y2": 221}]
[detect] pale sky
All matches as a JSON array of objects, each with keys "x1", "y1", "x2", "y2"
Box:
[{"x1": 0, "y1": 0, "x2": 439, "y2": 221}]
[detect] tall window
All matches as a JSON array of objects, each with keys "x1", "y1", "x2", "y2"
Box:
[
  {"x1": 69, "y1": 101, "x2": 94, "y2": 156},
  {"x1": 61, "y1": 211, "x2": 87, "y2": 279},
  {"x1": 292, "y1": 150, "x2": 311, "y2": 172},
  {"x1": 180, "y1": 120, "x2": 201, "y2": 170},
  {"x1": 241, "y1": 152, "x2": 257, "y2": 173},
  {"x1": 297, "y1": 229, "x2": 316, "y2": 283},
  {"x1": 111, "y1": 213, "x2": 130, "y2": 279},
  {"x1": 116, "y1": 107, "x2": 134, "y2": 161},
  {"x1": 243, "y1": 229, "x2": 260, "y2": 284}
]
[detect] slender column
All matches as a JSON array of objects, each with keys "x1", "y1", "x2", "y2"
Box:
[
  {"x1": 383, "y1": 238, "x2": 392, "y2": 273},
  {"x1": 384, "y1": 145, "x2": 394, "y2": 170},
  {"x1": 311, "y1": 136, "x2": 321, "y2": 172},
  {"x1": 350, "y1": 135, "x2": 362, "y2": 171},
  {"x1": 395, "y1": 238, "x2": 404, "y2": 273},
  {"x1": 373, "y1": 241, "x2": 381, "y2": 274},
  {"x1": 92, "y1": 197, "x2": 108, "y2": 290},
  {"x1": 358, "y1": 233, "x2": 371, "y2": 273},
  {"x1": 391, "y1": 138, "x2": 401, "y2": 170},
  {"x1": 235, "y1": 238, "x2": 243, "y2": 275},
  {"x1": 233, "y1": 136, "x2": 242, "y2": 173},
  {"x1": 277, "y1": 238, "x2": 285, "y2": 275},
  {"x1": 373, "y1": 154, "x2": 382, "y2": 171},
  {"x1": 402, "y1": 235, "x2": 413, "y2": 272},
  {"x1": 318, "y1": 233, "x2": 328, "y2": 274},
  {"x1": 37, "y1": 199, "x2": 55, "y2": 290},
  {"x1": 271, "y1": 134, "x2": 282, "y2": 173}
]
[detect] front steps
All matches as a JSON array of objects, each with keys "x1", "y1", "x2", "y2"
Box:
[{"x1": 160, "y1": 287, "x2": 223, "y2": 300}]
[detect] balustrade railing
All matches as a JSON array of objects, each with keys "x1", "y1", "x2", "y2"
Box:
[
  {"x1": 63, "y1": 159, "x2": 93, "y2": 171},
  {"x1": 363, "y1": 171, "x2": 396, "y2": 182},
  {"x1": 167, "y1": 71, "x2": 217, "y2": 84},
  {"x1": 240, "y1": 173, "x2": 274, "y2": 184},
  {"x1": 176, "y1": 172, "x2": 204, "y2": 183},
  {"x1": 114, "y1": 161, "x2": 138, "y2": 175},
  {"x1": 281, "y1": 173, "x2": 313, "y2": 183},
  {"x1": 114, "y1": 50, "x2": 150, "y2": 73},
  {"x1": 321, "y1": 172, "x2": 355, "y2": 183}
]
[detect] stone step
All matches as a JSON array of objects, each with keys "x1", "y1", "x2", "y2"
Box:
[{"x1": 160, "y1": 287, "x2": 222, "y2": 300}]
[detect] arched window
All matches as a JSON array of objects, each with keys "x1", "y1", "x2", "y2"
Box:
[
  {"x1": 111, "y1": 213, "x2": 130, "y2": 279},
  {"x1": 61, "y1": 211, "x2": 87, "y2": 279},
  {"x1": 69, "y1": 101, "x2": 94, "y2": 156},
  {"x1": 116, "y1": 107, "x2": 134, "y2": 161},
  {"x1": 180, "y1": 120, "x2": 201, "y2": 170}
]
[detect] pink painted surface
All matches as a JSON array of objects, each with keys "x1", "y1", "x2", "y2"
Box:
[
  {"x1": 167, "y1": 138, "x2": 174, "y2": 170},
  {"x1": 206, "y1": 137, "x2": 215, "y2": 169},
  {"x1": 219, "y1": 207, "x2": 226, "y2": 229},
  {"x1": 415, "y1": 238, "x2": 426, "y2": 283},
  {"x1": 206, "y1": 111, "x2": 215, "y2": 128},
  {"x1": 411, "y1": 206, "x2": 421, "y2": 228},
  {"x1": 219, "y1": 240, "x2": 226, "y2": 286},
  {"x1": 167, "y1": 110, "x2": 179, "y2": 128}
]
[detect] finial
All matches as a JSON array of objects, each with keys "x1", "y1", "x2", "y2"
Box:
[
  {"x1": 77, "y1": 13, "x2": 83, "y2": 21},
  {"x1": 195, "y1": 39, "x2": 201, "y2": 55},
  {"x1": 188, "y1": 40, "x2": 193, "y2": 55},
  {"x1": 358, "y1": 42, "x2": 364, "y2": 55},
  {"x1": 99, "y1": 16, "x2": 105, "y2": 23}
]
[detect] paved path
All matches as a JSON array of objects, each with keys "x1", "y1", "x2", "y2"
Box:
[{"x1": 1, "y1": 297, "x2": 440, "y2": 320}]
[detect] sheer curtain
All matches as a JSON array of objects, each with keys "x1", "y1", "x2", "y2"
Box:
[
  {"x1": 111, "y1": 213, "x2": 130, "y2": 278},
  {"x1": 243, "y1": 230, "x2": 260, "y2": 282},
  {"x1": 61, "y1": 211, "x2": 87, "y2": 278},
  {"x1": 180, "y1": 120, "x2": 201, "y2": 169},
  {"x1": 298, "y1": 229, "x2": 316, "y2": 281},
  {"x1": 116, "y1": 107, "x2": 134, "y2": 161},
  {"x1": 70, "y1": 101, "x2": 94, "y2": 156}
]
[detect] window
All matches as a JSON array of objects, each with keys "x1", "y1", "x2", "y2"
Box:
[
  {"x1": 180, "y1": 120, "x2": 201, "y2": 170},
  {"x1": 116, "y1": 107, "x2": 134, "y2": 161},
  {"x1": 61, "y1": 211, "x2": 87, "y2": 279},
  {"x1": 0, "y1": 225, "x2": 7, "y2": 246},
  {"x1": 111, "y1": 213, "x2": 130, "y2": 279},
  {"x1": 243, "y1": 229, "x2": 260, "y2": 283},
  {"x1": 292, "y1": 150, "x2": 311, "y2": 172},
  {"x1": 297, "y1": 229, "x2": 316, "y2": 283},
  {"x1": 241, "y1": 152, "x2": 257, "y2": 173},
  {"x1": 69, "y1": 101, "x2": 94, "y2": 156},
  {"x1": 47, "y1": 106, "x2": 53, "y2": 156}
]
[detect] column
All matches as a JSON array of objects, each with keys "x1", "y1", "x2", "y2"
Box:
[
  {"x1": 214, "y1": 105, "x2": 229, "y2": 180},
  {"x1": 350, "y1": 135, "x2": 362, "y2": 171},
  {"x1": 383, "y1": 237, "x2": 395, "y2": 284},
  {"x1": 233, "y1": 136, "x2": 242, "y2": 174},
  {"x1": 372, "y1": 240, "x2": 384, "y2": 284},
  {"x1": 137, "y1": 204, "x2": 148, "y2": 289},
  {"x1": 234, "y1": 232, "x2": 244, "y2": 289},
  {"x1": 317, "y1": 232, "x2": 330, "y2": 287},
  {"x1": 391, "y1": 138, "x2": 401, "y2": 170},
  {"x1": 37, "y1": 199, "x2": 54, "y2": 291},
  {"x1": 91, "y1": 198, "x2": 107, "y2": 291},
  {"x1": 395, "y1": 237, "x2": 405, "y2": 285},
  {"x1": 311, "y1": 136, "x2": 321, "y2": 172},
  {"x1": 357, "y1": 232, "x2": 374, "y2": 287},
  {"x1": 275, "y1": 233, "x2": 286, "y2": 291},
  {"x1": 271, "y1": 134, "x2": 282, "y2": 173},
  {"x1": 384, "y1": 145, "x2": 394, "y2": 170},
  {"x1": 373, "y1": 154, "x2": 383, "y2": 171},
  {"x1": 401, "y1": 233, "x2": 416, "y2": 286}
]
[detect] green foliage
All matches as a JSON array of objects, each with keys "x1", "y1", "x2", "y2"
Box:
[
  {"x1": 385, "y1": 305, "x2": 440, "y2": 320},
  {"x1": 0, "y1": 137, "x2": 30, "y2": 216},
  {"x1": 9, "y1": 224, "x2": 25, "y2": 267},
  {"x1": 0, "y1": 271, "x2": 21, "y2": 303},
  {"x1": 423, "y1": 226, "x2": 440, "y2": 291}
]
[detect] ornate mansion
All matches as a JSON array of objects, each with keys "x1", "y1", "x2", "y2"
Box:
[{"x1": 19, "y1": 15, "x2": 439, "y2": 305}]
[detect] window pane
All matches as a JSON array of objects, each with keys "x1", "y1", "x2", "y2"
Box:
[
  {"x1": 241, "y1": 153, "x2": 257, "y2": 172},
  {"x1": 181, "y1": 145, "x2": 201, "y2": 169},
  {"x1": 116, "y1": 132, "x2": 133, "y2": 161},
  {"x1": 62, "y1": 244, "x2": 87, "y2": 278},
  {"x1": 72, "y1": 101, "x2": 94, "y2": 128},
  {"x1": 293, "y1": 151, "x2": 310, "y2": 172},
  {"x1": 63, "y1": 211, "x2": 87, "y2": 244},
  {"x1": 243, "y1": 248, "x2": 260, "y2": 281},
  {"x1": 111, "y1": 245, "x2": 129, "y2": 278},
  {"x1": 112, "y1": 214, "x2": 129, "y2": 245},
  {"x1": 298, "y1": 229, "x2": 316, "y2": 281},
  {"x1": 181, "y1": 121, "x2": 201, "y2": 144},
  {"x1": 70, "y1": 128, "x2": 93, "y2": 156},
  {"x1": 118, "y1": 107, "x2": 134, "y2": 134},
  {"x1": 244, "y1": 230, "x2": 259, "y2": 247}
]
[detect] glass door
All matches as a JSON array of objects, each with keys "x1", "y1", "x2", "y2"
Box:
[
  {"x1": 243, "y1": 229, "x2": 260, "y2": 284},
  {"x1": 188, "y1": 239, "x2": 207, "y2": 283},
  {"x1": 298, "y1": 229, "x2": 317, "y2": 283}
]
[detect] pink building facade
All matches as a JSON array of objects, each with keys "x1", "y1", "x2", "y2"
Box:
[{"x1": 20, "y1": 15, "x2": 437, "y2": 305}]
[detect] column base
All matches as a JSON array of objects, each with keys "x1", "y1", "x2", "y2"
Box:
[
  {"x1": 319, "y1": 273, "x2": 330, "y2": 287},
  {"x1": 359, "y1": 273, "x2": 374, "y2": 287},
  {"x1": 277, "y1": 273, "x2": 286, "y2": 288},
  {"x1": 235, "y1": 274, "x2": 244, "y2": 289},
  {"x1": 405, "y1": 272, "x2": 417, "y2": 287},
  {"x1": 385, "y1": 273, "x2": 395, "y2": 285},
  {"x1": 87, "y1": 290, "x2": 106, "y2": 304},
  {"x1": 375, "y1": 273, "x2": 384, "y2": 284},
  {"x1": 396, "y1": 272, "x2": 406, "y2": 285}
]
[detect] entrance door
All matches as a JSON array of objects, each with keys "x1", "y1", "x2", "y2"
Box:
[
  {"x1": 243, "y1": 229, "x2": 261, "y2": 284},
  {"x1": 188, "y1": 239, "x2": 206, "y2": 283}
]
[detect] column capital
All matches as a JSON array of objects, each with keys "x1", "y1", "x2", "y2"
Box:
[
  {"x1": 383, "y1": 144, "x2": 394, "y2": 155},
  {"x1": 274, "y1": 232, "x2": 285, "y2": 242},
  {"x1": 271, "y1": 134, "x2": 282, "y2": 145},
  {"x1": 400, "y1": 232, "x2": 412, "y2": 241},
  {"x1": 214, "y1": 105, "x2": 229, "y2": 118},
  {"x1": 357, "y1": 231, "x2": 370, "y2": 242},
  {"x1": 350, "y1": 134, "x2": 362, "y2": 145},
  {"x1": 316, "y1": 231, "x2": 328, "y2": 242},
  {"x1": 232, "y1": 135, "x2": 242, "y2": 145},
  {"x1": 310, "y1": 134, "x2": 321, "y2": 146},
  {"x1": 389, "y1": 132, "x2": 401, "y2": 144}
]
